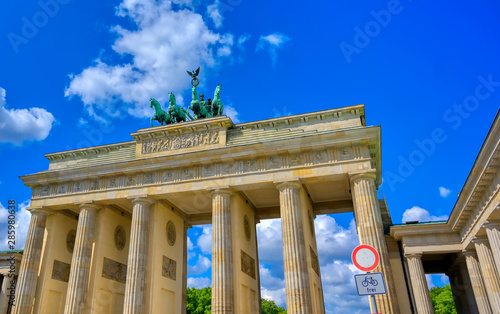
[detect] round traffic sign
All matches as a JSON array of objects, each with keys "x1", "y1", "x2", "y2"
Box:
[{"x1": 352, "y1": 245, "x2": 380, "y2": 272}]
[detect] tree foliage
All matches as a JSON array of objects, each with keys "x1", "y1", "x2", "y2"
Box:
[
  {"x1": 261, "y1": 298, "x2": 287, "y2": 314},
  {"x1": 187, "y1": 287, "x2": 211, "y2": 314},
  {"x1": 186, "y1": 287, "x2": 287, "y2": 314},
  {"x1": 429, "y1": 284, "x2": 457, "y2": 314}
]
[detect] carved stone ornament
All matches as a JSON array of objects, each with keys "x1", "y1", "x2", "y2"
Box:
[
  {"x1": 102, "y1": 257, "x2": 127, "y2": 284},
  {"x1": 167, "y1": 220, "x2": 176, "y2": 246},
  {"x1": 66, "y1": 229, "x2": 76, "y2": 253},
  {"x1": 241, "y1": 250, "x2": 256, "y2": 279},
  {"x1": 141, "y1": 130, "x2": 219, "y2": 155},
  {"x1": 310, "y1": 246, "x2": 320, "y2": 276},
  {"x1": 162, "y1": 255, "x2": 177, "y2": 280},
  {"x1": 114, "y1": 225, "x2": 126, "y2": 250},
  {"x1": 52, "y1": 260, "x2": 71, "y2": 282},
  {"x1": 244, "y1": 215, "x2": 251, "y2": 241}
]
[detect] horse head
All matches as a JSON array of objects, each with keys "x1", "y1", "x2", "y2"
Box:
[
  {"x1": 150, "y1": 98, "x2": 160, "y2": 109},
  {"x1": 168, "y1": 92, "x2": 176, "y2": 106}
]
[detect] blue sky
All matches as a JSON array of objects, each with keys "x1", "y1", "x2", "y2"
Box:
[{"x1": 1, "y1": 0, "x2": 499, "y2": 312}]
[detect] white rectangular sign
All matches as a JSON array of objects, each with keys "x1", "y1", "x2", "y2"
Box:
[{"x1": 354, "y1": 272, "x2": 386, "y2": 296}]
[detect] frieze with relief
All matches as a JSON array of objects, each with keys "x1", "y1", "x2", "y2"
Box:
[
  {"x1": 141, "y1": 130, "x2": 219, "y2": 154},
  {"x1": 241, "y1": 250, "x2": 256, "y2": 279},
  {"x1": 52, "y1": 260, "x2": 71, "y2": 282},
  {"x1": 162, "y1": 256, "x2": 176, "y2": 280}
]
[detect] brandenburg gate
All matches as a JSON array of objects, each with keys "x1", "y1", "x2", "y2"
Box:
[{"x1": 13, "y1": 103, "x2": 410, "y2": 313}]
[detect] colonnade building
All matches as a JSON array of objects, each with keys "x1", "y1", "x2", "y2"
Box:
[{"x1": 1, "y1": 105, "x2": 499, "y2": 313}]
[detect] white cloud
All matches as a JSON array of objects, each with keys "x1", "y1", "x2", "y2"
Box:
[
  {"x1": 65, "y1": 0, "x2": 235, "y2": 122},
  {"x1": 402, "y1": 206, "x2": 448, "y2": 223},
  {"x1": 224, "y1": 104, "x2": 240, "y2": 123},
  {"x1": 259, "y1": 266, "x2": 285, "y2": 290},
  {"x1": 315, "y1": 215, "x2": 359, "y2": 264},
  {"x1": 207, "y1": 2, "x2": 223, "y2": 28},
  {"x1": 261, "y1": 287, "x2": 287, "y2": 308},
  {"x1": 196, "y1": 225, "x2": 212, "y2": 254},
  {"x1": 426, "y1": 274, "x2": 435, "y2": 289},
  {"x1": 0, "y1": 200, "x2": 32, "y2": 251},
  {"x1": 187, "y1": 236, "x2": 194, "y2": 250},
  {"x1": 187, "y1": 276, "x2": 211, "y2": 289},
  {"x1": 256, "y1": 32, "x2": 290, "y2": 66},
  {"x1": 188, "y1": 254, "x2": 211, "y2": 275},
  {"x1": 439, "y1": 187, "x2": 451, "y2": 198},
  {"x1": 0, "y1": 87, "x2": 55, "y2": 146},
  {"x1": 257, "y1": 219, "x2": 284, "y2": 265},
  {"x1": 237, "y1": 34, "x2": 250, "y2": 50}
]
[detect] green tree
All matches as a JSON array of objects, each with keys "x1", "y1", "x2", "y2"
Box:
[
  {"x1": 186, "y1": 287, "x2": 287, "y2": 314},
  {"x1": 186, "y1": 287, "x2": 211, "y2": 314},
  {"x1": 429, "y1": 284, "x2": 457, "y2": 314},
  {"x1": 261, "y1": 298, "x2": 287, "y2": 314}
]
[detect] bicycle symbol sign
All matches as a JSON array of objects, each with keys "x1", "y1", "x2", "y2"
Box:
[{"x1": 354, "y1": 273, "x2": 386, "y2": 296}]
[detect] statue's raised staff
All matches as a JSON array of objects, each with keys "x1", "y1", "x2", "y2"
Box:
[
  {"x1": 150, "y1": 98, "x2": 171, "y2": 127},
  {"x1": 167, "y1": 92, "x2": 193, "y2": 123}
]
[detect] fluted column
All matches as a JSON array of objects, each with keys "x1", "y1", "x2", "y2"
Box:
[
  {"x1": 350, "y1": 172, "x2": 399, "y2": 314},
  {"x1": 405, "y1": 253, "x2": 434, "y2": 314},
  {"x1": 124, "y1": 197, "x2": 154, "y2": 314},
  {"x1": 12, "y1": 208, "x2": 51, "y2": 314},
  {"x1": 64, "y1": 204, "x2": 98, "y2": 314},
  {"x1": 473, "y1": 237, "x2": 500, "y2": 311},
  {"x1": 276, "y1": 181, "x2": 312, "y2": 314},
  {"x1": 463, "y1": 250, "x2": 492, "y2": 314},
  {"x1": 182, "y1": 223, "x2": 191, "y2": 314},
  {"x1": 211, "y1": 189, "x2": 234, "y2": 314},
  {"x1": 0, "y1": 274, "x2": 11, "y2": 314},
  {"x1": 484, "y1": 222, "x2": 500, "y2": 277}
]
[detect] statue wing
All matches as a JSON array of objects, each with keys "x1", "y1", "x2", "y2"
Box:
[
  {"x1": 195, "y1": 67, "x2": 200, "y2": 76},
  {"x1": 187, "y1": 70, "x2": 193, "y2": 77}
]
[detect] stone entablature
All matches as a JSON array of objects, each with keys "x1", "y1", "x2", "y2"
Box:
[
  {"x1": 21, "y1": 105, "x2": 380, "y2": 210},
  {"x1": 447, "y1": 114, "x2": 500, "y2": 243},
  {"x1": 391, "y1": 223, "x2": 462, "y2": 254},
  {"x1": 41, "y1": 105, "x2": 366, "y2": 171}
]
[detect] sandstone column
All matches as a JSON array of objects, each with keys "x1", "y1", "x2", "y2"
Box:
[
  {"x1": 484, "y1": 221, "x2": 500, "y2": 276},
  {"x1": 211, "y1": 189, "x2": 234, "y2": 314},
  {"x1": 473, "y1": 237, "x2": 500, "y2": 311},
  {"x1": 276, "y1": 181, "x2": 312, "y2": 314},
  {"x1": 350, "y1": 172, "x2": 399, "y2": 314},
  {"x1": 463, "y1": 250, "x2": 492, "y2": 314},
  {"x1": 124, "y1": 197, "x2": 154, "y2": 314},
  {"x1": 12, "y1": 208, "x2": 51, "y2": 314},
  {"x1": 405, "y1": 253, "x2": 434, "y2": 314},
  {"x1": 0, "y1": 274, "x2": 11, "y2": 314},
  {"x1": 64, "y1": 204, "x2": 98, "y2": 314},
  {"x1": 182, "y1": 223, "x2": 191, "y2": 314}
]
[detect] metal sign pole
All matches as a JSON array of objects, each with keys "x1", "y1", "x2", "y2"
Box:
[{"x1": 367, "y1": 271, "x2": 378, "y2": 314}]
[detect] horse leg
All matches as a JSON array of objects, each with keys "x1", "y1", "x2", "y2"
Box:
[{"x1": 151, "y1": 117, "x2": 154, "y2": 127}]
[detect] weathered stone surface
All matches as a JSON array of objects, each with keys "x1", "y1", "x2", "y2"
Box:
[{"x1": 102, "y1": 258, "x2": 127, "y2": 284}]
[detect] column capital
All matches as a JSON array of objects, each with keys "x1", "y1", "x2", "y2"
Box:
[
  {"x1": 472, "y1": 236, "x2": 489, "y2": 245},
  {"x1": 27, "y1": 207, "x2": 54, "y2": 216},
  {"x1": 484, "y1": 220, "x2": 500, "y2": 230},
  {"x1": 78, "y1": 203, "x2": 100, "y2": 211},
  {"x1": 349, "y1": 171, "x2": 377, "y2": 183},
  {"x1": 275, "y1": 180, "x2": 301, "y2": 191},
  {"x1": 462, "y1": 249, "x2": 478, "y2": 258},
  {"x1": 404, "y1": 252, "x2": 423, "y2": 259},
  {"x1": 128, "y1": 195, "x2": 155, "y2": 206},
  {"x1": 209, "y1": 188, "x2": 234, "y2": 197}
]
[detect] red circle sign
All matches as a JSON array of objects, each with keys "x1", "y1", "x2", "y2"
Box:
[{"x1": 352, "y1": 245, "x2": 380, "y2": 272}]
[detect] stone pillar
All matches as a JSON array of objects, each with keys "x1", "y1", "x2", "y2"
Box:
[
  {"x1": 484, "y1": 221, "x2": 500, "y2": 276},
  {"x1": 124, "y1": 197, "x2": 154, "y2": 314},
  {"x1": 405, "y1": 253, "x2": 434, "y2": 314},
  {"x1": 182, "y1": 223, "x2": 191, "y2": 314},
  {"x1": 276, "y1": 181, "x2": 312, "y2": 314},
  {"x1": 0, "y1": 275, "x2": 10, "y2": 314},
  {"x1": 64, "y1": 204, "x2": 98, "y2": 314},
  {"x1": 12, "y1": 208, "x2": 51, "y2": 314},
  {"x1": 211, "y1": 189, "x2": 234, "y2": 314},
  {"x1": 473, "y1": 237, "x2": 500, "y2": 311},
  {"x1": 349, "y1": 172, "x2": 399, "y2": 314},
  {"x1": 463, "y1": 250, "x2": 492, "y2": 314},
  {"x1": 253, "y1": 218, "x2": 262, "y2": 314}
]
